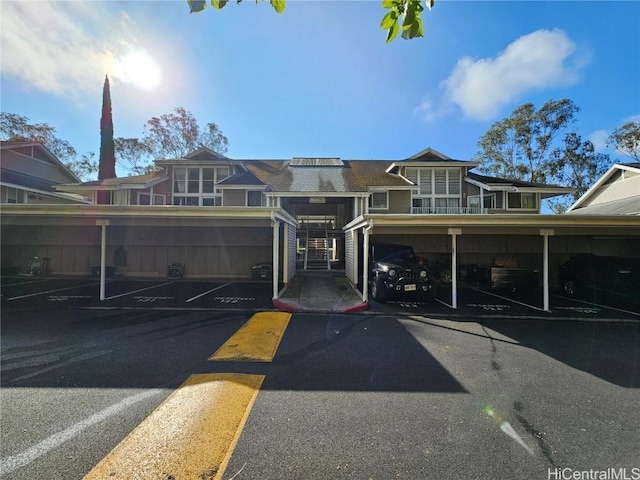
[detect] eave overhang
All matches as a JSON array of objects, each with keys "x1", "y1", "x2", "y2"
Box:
[
  {"x1": 344, "y1": 213, "x2": 640, "y2": 235},
  {"x1": 0, "y1": 204, "x2": 297, "y2": 228}
]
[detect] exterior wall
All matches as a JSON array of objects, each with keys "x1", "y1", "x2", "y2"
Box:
[
  {"x1": 1, "y1": 224, "x2": 272, "y2": 278},
  {"x1": 586, "y1": 173, "x2": 640, "y2": 206},
  {"x1": 387, "y1": 190, "x2": 411, "y2": 214},
  {"x1": 223, "y1": 189, "x2": 246, "y2": 206},
  {"x1": 1, "y1": 149, "x2": 76, "y2": 184},
  {"x1": 1, "y1": 185, "x2": 81, "y2": 205}
]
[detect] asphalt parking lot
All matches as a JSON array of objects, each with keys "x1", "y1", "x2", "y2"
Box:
[
  {"x1": 0, "y1": 276, "x2": 275, "y2": 311},
  {"x1": 2, "y1": 275, "x2": 639, "y2": 321},
  {"x1": 372, "y1": 284, "x2": 640, "y2": 321}
]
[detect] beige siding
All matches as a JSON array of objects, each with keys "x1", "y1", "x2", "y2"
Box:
[
  {"x1": 1, "y1": 150, "x2": 76, "y2": 184},
  {"x1": 387, "y1": 190, "x2": 411, "y2": 214},
  {"x1": 588, "y1": 174, "x2": 640, "y2": 206},
  {"x1": 223, "y1": 189, "x2": 246, "y2": 206}
]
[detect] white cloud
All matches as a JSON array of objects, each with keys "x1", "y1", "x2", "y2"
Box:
[
  {"x1": 588, "y1": 129, "x2": 610, "y2": 152},
  {"x1": 440, "y1": 29, "x2": 586, "y2": 121},
  {"x1": 0, "y1": 2, "x2": 157, "y2": 98}
]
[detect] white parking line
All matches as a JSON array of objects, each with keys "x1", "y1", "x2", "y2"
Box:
[
  {"x1": 7, "y1": 282, "x2": 101, "y2": 301},
  {"x1": 185, "y1": 282, "x2": 232, "y2": 303},
  {"x1": 552, "y1": 294, "x2": 640, "y2": 317},
  {"x1": 0, "y1": 388, "x2": 165, "y2": 476},
  {"x1": 104, "y1": 282, "x2": 175, "y2": 300},
  {"x1": 472, "y1": 288, "x2": 546, "y2": 312},
  {"x1": 435, "y1": 298, "x2": 453, "y2": 308}
]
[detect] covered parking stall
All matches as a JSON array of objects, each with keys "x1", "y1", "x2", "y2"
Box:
[
  {"x1": 344, "y1": 214, "x2": 640, "y2": 310},
  {"x1": 0, "y1": 205, "x2": 297, "y2": 301}
]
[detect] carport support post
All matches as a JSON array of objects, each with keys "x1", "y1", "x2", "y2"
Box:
[
  {"x1": 540, "y1": 229, "x2": 554, "y2": 312},
  {"x1": 272, "y1": 218, "x2": 280, "y2": 300},
  {"x1": 96, "y1": 219, "x2": 110, "y2": 301},
  {"x1": 448, "y1": 228, "x2": 462, "y2": 309},
  {"x1": 361, "y1": 221, "x2": 373, "y2": 303}
]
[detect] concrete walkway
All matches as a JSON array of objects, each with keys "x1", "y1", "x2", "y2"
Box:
[{"x1": 273, "y1": 270, "x2": 368, "y2": 313}]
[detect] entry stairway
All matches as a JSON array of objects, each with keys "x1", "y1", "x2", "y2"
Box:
[{"x1": 299, "y1": 216, "x2": 332, "y2": 271}]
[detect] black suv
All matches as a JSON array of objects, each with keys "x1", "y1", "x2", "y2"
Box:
[
  {"x1": 558, "y1": 254, "x2": 640, "y2": 308},
  {"x1": 369, "y1": 244, "x2": 436, "y2": 303}
]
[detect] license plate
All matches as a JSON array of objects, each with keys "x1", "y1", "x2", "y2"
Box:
[{"x1": 404, "y1": 284, "x2": 416, "y2": 291}]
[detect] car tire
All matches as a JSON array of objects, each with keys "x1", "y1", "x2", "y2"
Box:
[
  {"x1": 371, "y1": 278, "x2": 387, "y2": 303},
  {"x1": 563, "y1": 279, "x2": 579, "y2": 296},
  {"x1": 439, "y1": 268, "x2": 452, "y2": 284}
]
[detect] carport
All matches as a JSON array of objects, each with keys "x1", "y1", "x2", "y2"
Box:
[
  {"x1": 345, "y1": 214, "x2": 640, "y2": 310},
  {"x1": 0, "y1": 204, "x2": 298, "y2": 301}
]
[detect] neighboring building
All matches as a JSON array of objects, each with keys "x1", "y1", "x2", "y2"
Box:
[
  {"x1": 0, "y1": 141, "x2": 89, "y2": 205},
  {"x1": 566, "y1": 162, "x2": 640, "y2": 215}
]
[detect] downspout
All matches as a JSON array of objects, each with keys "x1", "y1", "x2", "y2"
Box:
[{"x1": 361, "y1": 219, "x2": 373, "y2": 303}]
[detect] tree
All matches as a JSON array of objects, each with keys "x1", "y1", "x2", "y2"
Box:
[
  {"x1": 99, "y1": 76, "x2": 116, "y2": 180},
  {"x1": 143, "y1": 106, "x2": 229, "y2": 159},
  {"x1": 186, "y1": 0, "x2": 434, "y2": 43},
  {"x1": 607, "y1": 121, "x2": 640, "y2": 162},
  {"x1": 547, "y1": 132, "x2": 610, "y2": 213},
  {"x1": 114, "y1": 137, "x2": 154, "y2": 175},
  {"x1": 473, "y1": 99, "x2": 580, "y2": 184},
  {"x1": 0, "y1": 112, "x2": 97, "y2": 180}
]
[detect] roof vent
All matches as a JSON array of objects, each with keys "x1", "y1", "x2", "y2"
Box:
[{"x1": 290, "y1": 158, "x2": 344, "y2": 167}]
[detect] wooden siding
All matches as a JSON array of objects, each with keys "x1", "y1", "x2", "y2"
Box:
[
  {"x1": 387, "y1": 190, "x2": 411, "y2": 214},
  {"x1": 587, "y1": 174, "x2": 640, "y2": 206},
  {"x1": 223, "y1": 189, "x2": 246, "y2": 206}
]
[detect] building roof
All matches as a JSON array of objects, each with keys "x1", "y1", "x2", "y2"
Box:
[
  {"x1": 243, "y1": 159, "x2": 411, "y2": 193},
  {"x1": 565, "y1": 195, "x2": 640, "y2": 215},
  {"x1": 56, "y1": 172, "x2": 168, "y2": 192},
  {"x1": 465, "y1": 172, "x2": 574, "y2": 196}
]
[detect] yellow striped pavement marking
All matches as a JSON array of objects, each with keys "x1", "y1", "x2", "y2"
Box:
[
  {"x1": 83, "y1": 373, "x2": 264, "y2": 480},
  {"x1": 210, "y1": 311, "x2": 292, "y2": 362}
]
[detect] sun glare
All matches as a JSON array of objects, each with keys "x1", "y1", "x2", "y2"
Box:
[{"x1": 114, "y1": 50, "x2": 161, "y2": 91}]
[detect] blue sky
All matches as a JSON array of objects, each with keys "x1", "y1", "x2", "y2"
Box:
[{"x1": 1, "y1": 1, "x2": 639, "y2": 177}]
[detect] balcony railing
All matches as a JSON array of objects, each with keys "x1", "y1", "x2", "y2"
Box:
[{"x1": 411, "y1": 206, "x2": 489, "y2": 215}]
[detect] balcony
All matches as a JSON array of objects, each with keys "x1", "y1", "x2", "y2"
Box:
[{"x1": 411, "y1": 206, "x2": 489, "y2": 215}]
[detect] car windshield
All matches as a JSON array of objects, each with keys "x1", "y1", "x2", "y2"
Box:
[{"x1": 380, "y1": 248, "x2": 416, "y2": 264}]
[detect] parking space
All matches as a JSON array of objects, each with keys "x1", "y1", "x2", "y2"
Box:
[
  {"x1": 1, "y1": 276, "x2": 275, "y2": 311},
  {"x1": 3, "y1": 275, "x2": 639, "y2": 321},
  {"x1": 367, "y1": 284, "x2": 640, "y2": 320}
]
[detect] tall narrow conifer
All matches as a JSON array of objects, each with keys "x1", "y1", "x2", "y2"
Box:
[{"x1": 97, "y1": 75, "x2": 116, "y2": 203}]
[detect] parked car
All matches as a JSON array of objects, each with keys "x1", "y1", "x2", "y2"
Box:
[
  {"x1": 558, "y1": 254, "x2": 640, "y2": 307},
  {"x1": 369, "y1": 244, "x2": 436, "y2": 303}
]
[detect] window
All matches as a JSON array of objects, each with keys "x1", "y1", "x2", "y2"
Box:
[
  {"x1": 369, "y1": 191, "x2": 388, "y2": 209},
  {"x1": 172, "y1": 166, "x2": 229, "y2": 206},
  {"x1": 6, "y1": 187, "x2": 17, "y2": 203},
  {"x1": 406, "y1": 167, "x2": 462, "y2": 213},
  {"x1": 247, "y1": 191, "x2": 264, "y2": 206},
  {"x1": 508, "y1": 192, "x2": 536, "y2": 210},
  {"x1": 138, "y1": 193, "x2": 165, "y2": 205}
]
